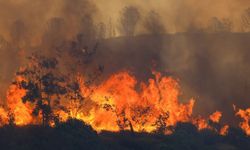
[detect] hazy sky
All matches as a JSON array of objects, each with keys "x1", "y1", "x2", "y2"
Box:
[
  {"x1": 0, "y1": 0, "x2": 248, "y2": 38},
  {"x1": 93, "y1": 0, "x2": 250, "y2": 32}
]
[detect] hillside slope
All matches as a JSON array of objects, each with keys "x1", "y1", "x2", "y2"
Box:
[{"x1": 94, "y1": 33, "x2": 250, "y2": 125}]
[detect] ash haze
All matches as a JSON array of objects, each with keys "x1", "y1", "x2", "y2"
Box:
[
  {"x1": 94, "y1": 0, "x2": 250, "y2": 32},
  {"x1": 0, "y1": 0, "x2": 249, "y2": 38},
  {"x1": 0, "y1": 0, "x2": 250, "y2": 125}
]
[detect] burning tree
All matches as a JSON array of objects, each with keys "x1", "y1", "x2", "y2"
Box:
[
  {"x1": 14, "y1": 54, "x2": 67, "y2": 126},
  {"x1": 154, "y1": 112, "x2": 170, "y2": 134},
  {"x1": 116, "y1": 109, "x2": 134, "y2": 132},
  {"x1": 61, "y1": 74, "x2": 88, "y2": 120}
]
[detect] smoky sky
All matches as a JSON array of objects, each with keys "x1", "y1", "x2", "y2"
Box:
[
  {"x1": 94, "y1": 0, "x2": 250, "y2": 33},
  {"x1": 0, "y1": 0, "x2": 249, "y2": 39}
]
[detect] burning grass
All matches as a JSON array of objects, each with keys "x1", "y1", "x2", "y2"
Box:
[{"x1": 0, "y1": 54, "x2": 249, "y2": 138}]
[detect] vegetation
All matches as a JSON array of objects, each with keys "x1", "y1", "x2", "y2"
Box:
[
  {"x1": 0, "y1": 120, "x2": 249, "y2": 150},
  {"x1": 119, "y1": 6, "x2": 141, "y2": 36},
  {"x1": 14, "y1": 54, "x2": 67, "y2": 126},
  {"x1": 144, "y1": 11, "x2": 166, "y2": 35},
  {"x1": 241, "y1": 8, "x2": 250, "y2": 32},
  {"x1": 207, "y1": 17, "x2": 233, "y2": 33}
]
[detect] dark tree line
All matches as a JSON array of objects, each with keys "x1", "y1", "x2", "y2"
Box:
[{"x1": 0, "y1": 120, "x2": 249, "y2": 150}]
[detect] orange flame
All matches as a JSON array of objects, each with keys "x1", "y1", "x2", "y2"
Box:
[
  {"x1": 68, "y1": 71, "x2": 196, "y2": 132},
  {"x1": 209, "y1": 111, "x2": 222, "y2": 123},
  {"x1": 6, "y1": 77, "x2": 34, "y2": 126},
  {"x1": 0, "y1": 107, "x2": 8, "y2": 126},
  {"x1": 236, "y1": 108, "x2": 250, "y2": 135},
  {"x1": 220, "y1": 125, "x2": 229, "y2": 136},
  {"x1": 0, "y1": 70, "x2": 232, "y2": 136}
]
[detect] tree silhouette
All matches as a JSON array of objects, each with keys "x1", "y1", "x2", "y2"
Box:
[
  {"x1": 242, "y1": 8, "x2": 250, "y2": 32},
  {"x1": 207, "y1": 17, "x2": 232, "y2": 33},
  {"x1": 119, "y1": 6, "x2": 140, "y2": 36},
  {"x1": 14, "y1": 54, "x2": 67, "y2": 126},
  {"x1": 144, "y1": 11, "x2": 166, "y2": 35},
  {"x1": 79, "y1": 14, "x2": 97, "y2": 43},
  {"x1": 10, "y1": 20, "x2": 30, "y2": 49},
  {"x1": 97, "y1": 22, "x2": 106, "y2": 39},
  {"x1": 107, "y1": 18, "x2": 116, "y2": 38},
  {"x1": 154, "y1": 112, "x2": 169, "y2": 134},
  {"x1": 42, "y1": 17, "x2": 66, "y2": 50},
  {"x1": 61, "y1": 75, "x2": 86, "y2": 119}
]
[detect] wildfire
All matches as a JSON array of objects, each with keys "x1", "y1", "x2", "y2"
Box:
[
  {"x1": 236, "y1": 108, "x2": 250, "y2": 135},
  {"x1": 0, "y1": 69, "x2": 238, "y2": 136},
  {"x1": 59, "y1": 71, "x2": 228, "y2": 135},
  {"x1": 220, "y1": 125, "x2": 229, "y2": 136},
  {"x1": 0, "y1": 107, "x2": 8, "y2": 126},
  {"x1": 6, "y1": 76, "x2": 34, "y2": 126},
  {"x1": 209, "y1": 111, "x2": 222, "y2": 123},
  {"x1": 73, "y1": 71, "x2": 196, "y2": 132}
]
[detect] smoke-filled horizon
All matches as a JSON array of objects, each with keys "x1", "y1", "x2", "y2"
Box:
[
  {"x1": 94, "y1": 0, "x2": 250, "y2": 33},
  {"x1": 0, "y1": 0, "x2": 249, "y2": 39}
]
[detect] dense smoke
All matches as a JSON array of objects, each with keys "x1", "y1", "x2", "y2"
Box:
[
  {"x1": 0, "y1": 0, "x2": 250, "y2": 126},
  {"x1": 0, "y1": 0, "x2": 249, "y2": 38},
  {"x1": 94, "y1": 0, "x2": 250, "y2": 33}
]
